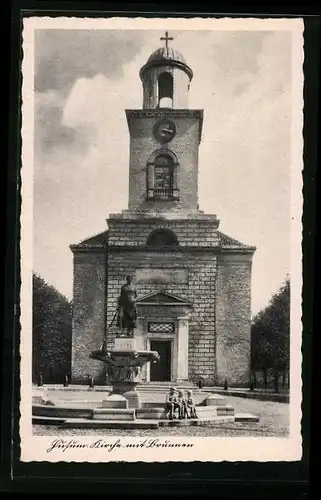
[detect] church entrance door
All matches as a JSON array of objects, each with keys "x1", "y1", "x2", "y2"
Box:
[{"x1": 150, "y1": 340, "x2": 171, "y2": 381}]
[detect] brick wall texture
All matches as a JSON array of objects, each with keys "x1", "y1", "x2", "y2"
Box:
[
  {"x1": 71, "y1": 251, "x2": 107, "y2": 383},
  {"x1": 71, "y1": 216, "x2": 254, "y2": 387},
  {"x1": 107, "y1": 218, "x2": 219, "y2": 247},
  {"x1": 127, "y1": 113, "x2": 202, "y2": 212},
  {"x1": 215, "y1": 253, "x2": 253, "y2": 386},
  {"x1": 106, "y1": 246, "x2": 217, "y2": 384}
]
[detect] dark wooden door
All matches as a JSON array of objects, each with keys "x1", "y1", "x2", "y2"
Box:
[{"x1": 150, "y1": 341, "x2": 171, "y2": 381}]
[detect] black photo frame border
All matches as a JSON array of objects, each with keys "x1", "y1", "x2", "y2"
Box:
[{"x1": 2, "y1": 1, "x2": 319, "y2": 496}]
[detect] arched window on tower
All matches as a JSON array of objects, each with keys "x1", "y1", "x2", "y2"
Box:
[
  {"x1": 158, "y1": 72, "x2": 173, "y2": 108},
  {"x1": 146, "y1": 149, "x2": 179, "y2": 201},
  {"x1": 154, "y1": 154, "x2": 173, "y2": 198},
  {"x1": 146, "y1": 228, "x2": 179, "y2": 247}
]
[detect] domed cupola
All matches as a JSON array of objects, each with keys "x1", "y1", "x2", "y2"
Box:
[{"x1": 139, "y1": 31, "x2": 193, "y2": 109}]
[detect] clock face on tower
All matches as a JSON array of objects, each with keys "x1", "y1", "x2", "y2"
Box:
[{"x1": 153, "y1": 119, "x2": 176, "y2": 143}]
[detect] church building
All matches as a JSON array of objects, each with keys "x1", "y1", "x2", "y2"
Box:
[{"x1": 70, "y1": 33, "x2": 256, "y2": 387}]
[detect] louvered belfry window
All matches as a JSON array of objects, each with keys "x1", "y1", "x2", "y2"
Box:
[
  {"x1": 148, "y1": 322, "x2": 175, "y2": 334},
  {"x1": 146, "y1": 150, "x2": 179, "y2": 201},
  {"x1": 154, "y1": 155, "x2": 173, "y2": 197}
]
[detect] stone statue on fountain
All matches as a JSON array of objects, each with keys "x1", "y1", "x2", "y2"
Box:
[
  {"x1": 116, "y1": 275, "x2": 138, "y2": 338},
  {"x1": 90, "y1": 274, "x2": 159, "y2": 408}
]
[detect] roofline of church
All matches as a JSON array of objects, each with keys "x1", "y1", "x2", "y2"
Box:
[
  {"x1": 107, "y1": 209, "x2": 216, "y2": 222},
  {"x1": 69, "y1": 245, "x2": 106, "y2": 254},
  {"x1": 107, "y1": 245, "x2": 256, "y2": 254},
  {"x1": 70, "y1": 244, "x2": 256, "y2": 254},
  {"x1": 126, "y1": 109, "x2": 203, "y2": 144},
  {"x1": 69, "y1": 229, "x2": 256, "y2": 254}
]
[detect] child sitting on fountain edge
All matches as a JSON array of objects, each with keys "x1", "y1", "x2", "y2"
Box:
[
  {"x1": 165, "y1": 387, "x2": 180, "y2": 419},
  {"x1": 177, "y1": 389, "x2": 188, "y2": 419},
  {"x1": 186, "y1": 390, "x2": 198, "y2": 419}
]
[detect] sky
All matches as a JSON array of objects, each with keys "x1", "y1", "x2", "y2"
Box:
[{"x1": 33, "y1": 27, "x2": 292, "y2": 316}]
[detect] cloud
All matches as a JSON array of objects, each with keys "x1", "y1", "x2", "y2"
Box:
[
  {"x1": 34, "y1": 29, "x2": 148, "y2": 161},
  {"x1": 34, "y1": 90, "x2": 88, "y2": 158},
  {"x1": 33, "y1": 46, "x2": 147, "y2": 294},
  {"x1": 195, "y1": 31, "x2": 292, "y2": 314},
  {"x1": 34, "y1": 29, "x2": 147, "y2": 92}
]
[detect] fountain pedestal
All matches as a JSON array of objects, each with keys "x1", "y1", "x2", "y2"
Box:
[{"x1": 90, "y1": 337, "x2": 160, "y2": 409}]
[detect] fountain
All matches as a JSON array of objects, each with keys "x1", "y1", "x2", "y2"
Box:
[
  {"x1": 90, "y1": 274, "x2": 160, "y2": 413},
  {"x1": 90, "y1": 336, "x2": 159, "y2": 409}
]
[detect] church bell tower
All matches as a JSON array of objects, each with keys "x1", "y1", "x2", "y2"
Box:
[
  {"x1": 126, "y1": 31, "x2": 203, "y2": 214},
  {"x1": 70, "y1": 32, "x2": 255, "y2": 388}
]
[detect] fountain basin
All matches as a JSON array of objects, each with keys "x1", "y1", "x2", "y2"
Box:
[
  {"x1": 90, "y1": 339, "x2": 160, "y2": 408},
  {"x1": 90, "y1": 349, "x2": 160, "y2": 367}
]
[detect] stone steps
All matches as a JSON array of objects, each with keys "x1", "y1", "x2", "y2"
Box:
[
  {"x1": 158, "y1": 416, "x2": 235, "y2": 427},
  {"x1": 92, "y1": 408, "x2": 136, "y2": 421},
  {"x1": 33, "y1": 414, "x2": 259, "y2": 429},
  {"x1": 60, "y1": 416, "x2": 237, "y2": 429},
  {"x1": 33, "y1": 413, "x2": 259, "y2": 429},
  {"x1": 33, "y1": 405, "x2": 93, "y2": 419},
  {"x1": 45, "y1": 401, "x2": 104, "y2": 409},
  {"x1": 136, "y1": 405, "x2": 235, "y2": 419},
  {"x1": 34, "y1": 383, "x2": 197, "y2": 392},
  {"x1": 139, "y1": 391, "x2": 210, "y2": 405},
  {"x1": 38, "y1": 394, "x2": 209, "y2": 407},
  {"x1": 32, "y1": 405, "x2": 260, "y2": 428},
  {"x1": 198, "y1": 405, "x2": 234, "y2": 416},
  {"x1": 61, "y1": 418, "x2": 159, "y2": 429},
  {"x1": 35, "y1": 390, "x2": 213, "y2": 407},
  {"x1": 137, "y1": 382, "x2": 196, "y2": 389},
  {"x1": 235, "y1": 413, "x2": 260, "y2": 422},
  {"x1": 33, "y1": 402, "x2": 234, "y2": 418},
  {"x1": 32, "y1": 416, "x2": 66, "y2": 425}
]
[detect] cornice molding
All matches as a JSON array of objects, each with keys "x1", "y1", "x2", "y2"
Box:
[
  {"x1": 139, "y1": 59, "x2": 193, "y2": 81},
  {"x1": 126, "y1": 109, "x2": 203, "y2": 120},
  {"x1": 107, "y1": 213, "x2": 219, "y2": 224},
  {"x1": 107, "y1": 245, "x2": 255, "y2": 254}
]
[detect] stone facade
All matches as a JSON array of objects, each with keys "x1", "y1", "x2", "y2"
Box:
[
  {"x1": 126, "y1": 110, "x2": 203, "y2": 212},
  {"x1": 71, "y1": 248, "x2": 107, "y2": 384},
  {"x1": 107, "y1": 214, "x2": 219, "y2": 247},
  {"x1": 71, "y1": 226, "x2": 254, "y2": 386},
  {"x1": 106, "y1": 246, "x2": 216, "y2": 384},
  {"x1": 215, "y1": 252, "x2": 253, "y2": 386}
]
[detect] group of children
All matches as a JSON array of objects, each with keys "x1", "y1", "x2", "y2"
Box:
[{"x1": 165, "y1": 387, "x2": 198, "y2": 420}]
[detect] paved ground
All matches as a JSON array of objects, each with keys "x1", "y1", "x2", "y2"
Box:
[{"x1": 33, "y1": 395, "x2": 289, "y2": 437}]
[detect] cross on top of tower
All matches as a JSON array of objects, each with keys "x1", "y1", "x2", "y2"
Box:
[{"x1": 160, "y1": 30, "x2": 174, "y2": 52}]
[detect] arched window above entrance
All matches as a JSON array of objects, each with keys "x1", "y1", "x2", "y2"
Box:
[
  {"x1": 146, "y1": 228, "x2": 179, "y2": 247},
  {"x1": 158, "y1": 72, "x2": 173, "y2": 108}
]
